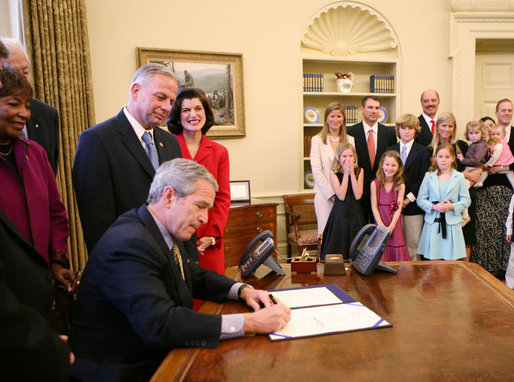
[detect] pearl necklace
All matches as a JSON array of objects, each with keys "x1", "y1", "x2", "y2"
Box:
[
  {"x1": 0, "y1": 141, "x2": 13, "y2": 156},
  {"x1": 328, "y1": 135, "x2": 340, "y2": 143}
]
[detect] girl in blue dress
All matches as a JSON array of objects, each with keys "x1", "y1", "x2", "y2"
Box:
[{"x1": 417, "y1": 143, "x2": 471, "y2": 260}]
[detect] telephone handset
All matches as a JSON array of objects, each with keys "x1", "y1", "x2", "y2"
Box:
[
  {"x1": 240, "y1": 230, "x2": 285, "y2": 278},
  {"x1": 349, "y1": 224, "x2": 397, "y2": 276}
]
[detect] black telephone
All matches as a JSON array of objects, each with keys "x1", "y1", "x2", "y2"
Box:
[
  {"x1": 240, "y1": 230, "x2": 285, "y2": 278},
  {"x1": 349, "y1": 224, "x2": 397, "y2": 276}
]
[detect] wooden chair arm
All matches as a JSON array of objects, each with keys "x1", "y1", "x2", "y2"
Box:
[{"x1": 292, "y1": 216, "x2": 301, "y2": 240}]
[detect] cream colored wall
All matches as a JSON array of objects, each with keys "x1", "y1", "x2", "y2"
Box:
[
  {"x1": 85, "y1": 0, "x2": 454, "y2": 255},
  {"x1": 85, "y1": 0, "x2": 454, "y2": 197}
]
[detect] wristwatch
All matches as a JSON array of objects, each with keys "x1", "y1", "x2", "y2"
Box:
[
  {"x1": 238, "y1": 284, "x2": 254, "y2": 301},
  {"x1": 210, "y1": 237, "x2": 216, "y2": 246}
]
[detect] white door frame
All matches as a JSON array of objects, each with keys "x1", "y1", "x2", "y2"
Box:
[{"x1": 450, "y1": 13, "x2": 514, "y2": 132}]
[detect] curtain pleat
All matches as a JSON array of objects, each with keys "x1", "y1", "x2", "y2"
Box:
[{"x1": 22, "y1": 0, "x2": 95, "y2": 270}]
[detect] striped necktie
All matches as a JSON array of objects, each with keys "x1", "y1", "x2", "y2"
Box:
[{"x1": 172, "y1": 241, "x2": 185, "y2": 280}]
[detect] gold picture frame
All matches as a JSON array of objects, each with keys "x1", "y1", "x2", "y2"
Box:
[{"x1": 137, "y1": 47, "x2": 246, "y2": 138}]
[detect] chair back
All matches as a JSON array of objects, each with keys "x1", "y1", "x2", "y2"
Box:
[
  {"x1": 283, "y1": 193, "x2": 318, "y2": 259},
  {"x1": 283, "y1": 193, "x2": 317, "y2": 232}
]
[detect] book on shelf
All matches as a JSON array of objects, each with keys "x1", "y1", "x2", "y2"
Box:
[
  {"x1": 344, "y1": 104, "x2": 359, "y2": 125},
  {"x1": 304, "y1": 135, "x2": 312, "y2": 157},
  {"x1": 303, "y1": 73, "x2": 324, "y2": 92},
  {"x1": 369, "y1": 75, "x2": 394, "y2": 94}
]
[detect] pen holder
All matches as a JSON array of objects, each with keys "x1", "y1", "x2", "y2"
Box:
[
  {"x1": 323, "y1": 254, "x2": 346, "y2": 276},
  {"x1": 291, "y1": 255, "x2": 317, "y2": 273}
]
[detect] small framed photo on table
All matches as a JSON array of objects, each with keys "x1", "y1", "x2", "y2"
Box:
[{"x1": 230, "y1": 180, "x2": 251, "y2": 203}]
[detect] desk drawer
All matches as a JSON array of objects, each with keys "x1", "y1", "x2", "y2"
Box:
[
  {"x1": 224, "y1": 222, "x2": 275, "y2": 243},
  {"x1": 223, "y1": 203, "x2": 278, "y2": 268},
  {"x1": 227, "y1": 207, "x2": 275, "y2": 225},
  {"x1": 224, "y1": 220, "x2": 275, "y2": 236}
]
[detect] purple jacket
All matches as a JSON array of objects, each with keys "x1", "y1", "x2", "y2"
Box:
[
  {"x1": 461, "y1": 141, "x2": 488, "y2": 167},
  {"x1": 0, "y1": 138, "x2": 68, "y2": 263}
]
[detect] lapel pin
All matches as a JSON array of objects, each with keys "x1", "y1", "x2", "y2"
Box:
[
  {"x1": 35, "y1": 124, "x2": 39, "y2": 128},
  {"x1": 159, "y1": 142, "x2": 164, "y2": 148}
]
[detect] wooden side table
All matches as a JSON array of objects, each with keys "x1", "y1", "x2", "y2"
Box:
[{"x1": 223, "y1": 202, "x2": 278, "y2": 268}]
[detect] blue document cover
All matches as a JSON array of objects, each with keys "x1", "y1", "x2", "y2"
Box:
[{"x1": 267, "y1": 284, "x2": 391, "y2": 341}]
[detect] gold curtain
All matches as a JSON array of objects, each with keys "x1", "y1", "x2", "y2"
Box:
[{"x1": 21, "y1": 0, "x2": 95, "y2": 270}]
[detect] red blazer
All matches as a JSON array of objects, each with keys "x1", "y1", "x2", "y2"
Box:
[{"x1": 175, "y1": 133, "x2": 230, "y2": 273}]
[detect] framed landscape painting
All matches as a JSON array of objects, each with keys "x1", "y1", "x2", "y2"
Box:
[{"x1": 137, "y1": 48, "x2": 246, "y2": 137}]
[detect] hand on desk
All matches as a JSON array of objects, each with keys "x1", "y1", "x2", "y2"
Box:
[{"x1": 240, "y1": 288, "x2": 291, "y2": 333}]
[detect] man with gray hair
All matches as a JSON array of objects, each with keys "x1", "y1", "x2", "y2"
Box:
[
  {"x1": 73, "y1": 63, "x2": 182, "y2": 252},
  {"x1": 416, "y1": 89, "x2": 440, "y2": 146},
  {"x1": 70, "y1": 158, "x2": 291, "y2": 381},
  {"x1": 1, "y1": 37, "x2": 60, "y2": 173}
]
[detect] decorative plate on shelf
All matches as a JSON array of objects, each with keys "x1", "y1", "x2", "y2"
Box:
[
  {"x1": 304, "y1": 106, "x2": 320, "y2": 124},
  {"x1": 378, "y1": 106, "x2": 388, "y2": 124},
  {"x1": 304, "y1": 170, "x2": 315, "y2": 189}
]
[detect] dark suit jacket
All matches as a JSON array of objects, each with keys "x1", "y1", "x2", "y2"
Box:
[
  {"x1": 415, "y1": 114, "x2": 433, "y2": 147},
  {"x1": 72, "y1": 109, "x2": 182, "y2": 251},
  {"x1": 387, "y1": 142, "x2": 430, "y2": 215},
  {"x1": 70, "y1": 205, "x2": 235, "y2": 381},
  {"x1": 347, "y1": 122, "x2": 397, "y2": 221},
  {"x1": 0, "y1": 208, "x2": 69, "y2": 382},
  {"x1": 28, "y1": 98, "x2": 60, "y2": 174}
]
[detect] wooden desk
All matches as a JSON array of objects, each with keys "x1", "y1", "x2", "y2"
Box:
[
  {"x1": 223, "y1": 202, "x2": 278, "y2": 267},
  {"x1": 152, "y1": 262, "x2": 514, "y2": 381}
]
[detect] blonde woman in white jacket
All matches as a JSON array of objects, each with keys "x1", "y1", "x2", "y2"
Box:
[{"x1": 310, "y1": 102, "x2": 355, "y2": 234}]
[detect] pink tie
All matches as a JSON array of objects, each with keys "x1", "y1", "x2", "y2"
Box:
[
  {"x1": 367, "y1": 130, "x2": 375, "y2": 170},
  {"x1": 431, "y1": 120, "x2": 435, "y2": 135}
]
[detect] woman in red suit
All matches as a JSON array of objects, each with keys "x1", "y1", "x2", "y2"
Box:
[{"x1": 168, "y1": 88, "x2": 230, "y2": 274}]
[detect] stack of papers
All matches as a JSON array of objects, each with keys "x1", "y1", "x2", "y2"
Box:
[{"x1": 268, "y1": 284, "x2": 391, "y2": 341}]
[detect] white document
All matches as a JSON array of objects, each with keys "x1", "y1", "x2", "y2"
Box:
[
  {"x1": 269, "y1": 302, "x2": 390, "y2": 340},
  {"x1": 270, "y1": 287, "x2": 341, "y2": 308}
]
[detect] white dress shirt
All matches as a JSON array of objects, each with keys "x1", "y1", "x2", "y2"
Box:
[
  {"x1": 400, "y1": 139, "x2": 416, "y2": 202},
  {"x1": 422, "y1": 113, "x2": 436, "y2": 132},
  {"x1": 363, "y1": 121, "x2": 378, "y2": 155},
  {"x1": 123, "y1": 107, "x2": 156, "y2": 150}
]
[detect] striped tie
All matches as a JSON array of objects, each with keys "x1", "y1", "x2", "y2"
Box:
[{"x1": 172, "y1": 241, "x2": 185, "y2": 280}]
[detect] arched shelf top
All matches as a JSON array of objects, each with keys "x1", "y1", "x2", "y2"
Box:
[{"x1": 301, "y1": 2, "x2": 399, "y2": 59}]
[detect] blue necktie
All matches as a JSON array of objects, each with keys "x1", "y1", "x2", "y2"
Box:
[
  {"x1": 142, "y1": 131, "x2": 159, "y2": 170},
  {"x1": 401, "y1": 145, "x2": 407, "y2": 165}
]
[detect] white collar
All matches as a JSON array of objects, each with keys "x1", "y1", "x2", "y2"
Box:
[
  {"x1": 363, "y1": 121, "x2": 378, "y2": 134},
  {"x1": 422, "y1": 113, "x2": 436, "y2": 126},
  {"x1": 123, "y1": 107, "x2": 154, "y2": 141},
  {"x1": 400, "y1": 139, "x2": 414, "y2": 151},
  {"x1": 147, "y1": 206, "x2": 173, "y2": 251}
]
